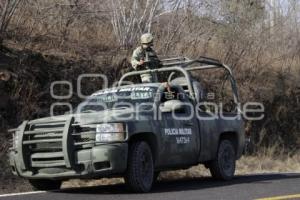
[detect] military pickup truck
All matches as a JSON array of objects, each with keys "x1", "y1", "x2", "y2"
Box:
[{"x1": 9, "y1": 57, "x2": 245, "y2": 192}]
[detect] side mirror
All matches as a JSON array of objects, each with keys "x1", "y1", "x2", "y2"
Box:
[{"x1": 160, "y1": 100, "x2": 184, "y2": 113}]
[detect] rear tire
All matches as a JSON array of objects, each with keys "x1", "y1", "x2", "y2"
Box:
[
  {"x1": 29, "y1": 179, "x2": 62, "y2": 191},
  {"x1": 125, "y1": 141, "x2": 154, "y2": 193},
  {"x1": 209, "y1": 139, "x2": 236, "y2": 180}
]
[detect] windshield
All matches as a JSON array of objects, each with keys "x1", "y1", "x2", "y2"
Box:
[{"x1": 75, "y1": 86, "x2": 157, "y2": 113}]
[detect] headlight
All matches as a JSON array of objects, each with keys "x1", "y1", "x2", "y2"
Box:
[
  {"x1": 9, "y1": 126, "x2": 21, "y2": 150},
  {"x1": 13, "y1": 132, "x2": 19, "y2": 149},
  {"x1": 95, "y1": 123, "x2": 125, "y2": 142}
]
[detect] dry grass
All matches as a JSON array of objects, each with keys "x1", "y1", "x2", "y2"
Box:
[
  {"x1": 62, "y1": 178, "x2": 124, "y2": 189},
  {"x1": 236, "y1": 154, "x2": 300, "y2": 175}
]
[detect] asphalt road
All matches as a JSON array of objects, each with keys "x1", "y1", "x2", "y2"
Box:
[{"x1": 1, "y1": 173, "x2": 300, "y2": 200}]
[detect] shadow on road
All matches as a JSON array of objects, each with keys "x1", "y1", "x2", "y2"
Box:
[{"x1": 56, "y1": 173, "x2": 300, "y2": 194}]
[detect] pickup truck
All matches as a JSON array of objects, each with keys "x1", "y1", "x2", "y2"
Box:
[{"x1": 9, "y1": 57, "x2": 245, "y2": 192}]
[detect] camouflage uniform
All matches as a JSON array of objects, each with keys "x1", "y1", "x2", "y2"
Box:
[{"x1": 131, "y1": 46, "x2": 160, "y2": 83}]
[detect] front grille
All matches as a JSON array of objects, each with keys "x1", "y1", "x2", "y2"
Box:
[
  {"x1": 23, "y1": 119, "x2": 68, "y2": 168},
  {"x1": 20, "y1": 117, "x2": 97, "y2": 170},
  {"x1": 72, "y1": 125, "x2": 96, "y2": 150},
  {"x1": 32, "y1": 142, "x2": 63, "y2": 152}
]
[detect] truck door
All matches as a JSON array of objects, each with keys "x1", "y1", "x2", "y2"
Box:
[
  {"x1": 197, "y1": 108, "x2": 219, "y2": 161},
  {"x1": 195, "y1": 73, "x2": 239, "y2": 162},
  {"x1": 158, "y1": 86, "x2": 199, "y2": 167}
]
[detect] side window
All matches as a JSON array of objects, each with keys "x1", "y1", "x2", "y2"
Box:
[
  {"x1": 219, "y1": 78, "x2": 237, "y2": 113},
  {"x1": 160, "y1": 86, "x2": 185, "y2": 103},
  {"x1": 194, "y1": 70, "x2": 237, "y2": 113},
  {"x1": 160, "y1": 86, "x2": 188, "y2": 113}
]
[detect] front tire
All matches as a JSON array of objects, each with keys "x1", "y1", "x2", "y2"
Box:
[
  {"x1": 209, "y1": 140, "x2": 236, "y2": 180},
  {"x1": 125, "y1": 141, "x2": 154, "y2": 192},
  {"x1": 29, "y1": 179, "x2": 62, "y2": 191}
]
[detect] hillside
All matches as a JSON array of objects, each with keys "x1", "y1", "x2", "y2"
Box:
[{"x1": 0, "y1": 0, "x2": 300, "y2": 193}]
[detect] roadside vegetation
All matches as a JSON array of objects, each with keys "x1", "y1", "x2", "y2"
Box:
[{"x1": 0, "y1": 0, "x2": 299, "y2": 193}]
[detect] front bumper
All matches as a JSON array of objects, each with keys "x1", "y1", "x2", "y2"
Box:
[
  {"x1": 10, "y1": 143, "x2": 128, "y2": 180},
  {"x1": 9, "y1": 117, "x2": 128, "y2": 180}
]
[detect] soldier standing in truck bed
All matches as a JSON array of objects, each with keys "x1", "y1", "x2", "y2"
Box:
[{"x1": 131, "y1": 33, "x2": 160, "y2": 83}]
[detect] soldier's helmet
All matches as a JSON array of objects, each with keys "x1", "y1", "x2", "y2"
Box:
[{"x1": 141, "y1": 33, "x2": 154, "y2": 44}]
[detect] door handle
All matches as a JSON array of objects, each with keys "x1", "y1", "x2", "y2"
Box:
[{"x1": 184, "y1": 122, "x2": 194, "y2": 126}]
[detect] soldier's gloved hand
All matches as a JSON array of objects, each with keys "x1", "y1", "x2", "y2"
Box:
[{"x1": 136, "y1": 60, "x2": 145, "y2": 70}]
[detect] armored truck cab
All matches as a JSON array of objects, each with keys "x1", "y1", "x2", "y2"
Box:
[{"x1": 9, "y1": 57, "x2": 245, "y2": 192}]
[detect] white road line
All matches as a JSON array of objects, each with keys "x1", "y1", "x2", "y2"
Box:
[
  {"x1": 0, "y1": 191, "x2": 47, "y2": 198},
  {"x1": 256, "y1": 194, "x2": 300, "y2": 200}
]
